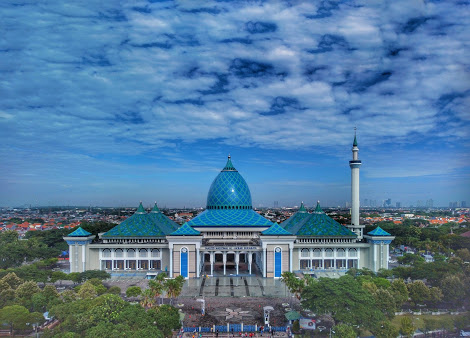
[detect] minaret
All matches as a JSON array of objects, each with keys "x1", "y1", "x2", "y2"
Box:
[{"x1": 348, "y1": 130, "x2": 364, "y2": 239}]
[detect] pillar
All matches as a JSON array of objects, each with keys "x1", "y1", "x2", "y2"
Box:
[
  {"x1": 263, "y1": 248, "x2": 267, "y2": 278},
  {"x1": 289, "y1": 246, "x2": 293, "y2": 272},
  {"x1": 196, "y1": 248, "x2": 200, "y2": 278},
  {"x1": 223, "y1": 252, "x2": 227, "y2": 276},
  {"x1": 235, "y1": 252, "x2": 239, "y2": 275},
  {"x1": 248, "y1": 252, "x2": 252, "y2": 275},
  {"x1": 169, "y1": 247, "x2": 173, "y2": 277},
  {"x1": 210, "y1": 252, "x2": 214, "y2": 276}
]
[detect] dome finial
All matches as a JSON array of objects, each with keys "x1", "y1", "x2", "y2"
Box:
[
  {"x1": 353, "y1": 127, "x2": 358, "y2": 147},
  {"x1": 223, "y1": 154, "x2": 236, "y2": 171}
]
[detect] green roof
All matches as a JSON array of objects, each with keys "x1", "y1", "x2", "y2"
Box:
[
  {"x1": 281, "y1": 202, "x2": 356, "y2": 237},
  {"x1": 285, "y1": 311, "x2": 301, "y2": 321},
  {"x1": 367, "y1": 226, "x2": 392, "y2": 236},
  {"x1": 170, "y1": 223, "x2": 200, "y2": 236},
  {"x1": 281, "y1": 202, "x2": 311, "y2": 232},
  {"x1": 353, "y1": 134, "x2": 358, "y2": 147},
  {"x1": 103, "y1": 203, "x2": 166, "y2": 237},
  {"x1": 148, "y1": 202, "x2": 179, "y2": 235},
  {"x1": 262, "y1": 222, "x2": 293, "y2": 236},
  {"x1": 67, "y1": 227, "x2": 92, "y2": 237}
]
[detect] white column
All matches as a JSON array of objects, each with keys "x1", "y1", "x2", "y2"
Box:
[
  {"x1": 196, "y1": 248, "x2": 200, "y2": 278},
  {"x1": 263, "y1": 248, "x2": 267, "y2": 278},
  {"x1": 289, "y1": 246, "x2": 293, "y2": 272},
  {"x1": 169, "y1": 247, "x2": 173, "y2": 277},
  {"x1": 223, "y1": 253, "x2": 227, "y2": 276},
  {"x1": 235, "y1": 252, "x2": 240, "y2": 275},
  {"x1": 210, "y1": 252, "x2": 214, "y2": 275},
  {"x1": 81, "y1": 244, "x2": 86, "y2": 272},
  {"x1": 248, "y1": 252, "x2": 252, "y2": 275}
]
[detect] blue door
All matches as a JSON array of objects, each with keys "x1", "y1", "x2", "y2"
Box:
[
  {"x1": 274, "y1": 248, "x2": 282, "y2": 277},
  {"x1": 181, "y1": 249, "x2": 188, "y2": 278}
]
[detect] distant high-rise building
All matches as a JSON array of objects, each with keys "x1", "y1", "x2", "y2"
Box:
[
  {"x1": 461, "y1": 201, "x2": 467, "y2": 208},
  {"x1": 384, "y1": 198, "x2": 391, "y2": 207},
  {"x1": 450, "y1": 201, "x2": 459, "y2": 208},
  {"x1": 364, "y1": 198, "x2": 369, "y2": 207},
  {"x1": 273, "y1": 201, "x2": 278, "y2": 208},
  {"x1": 396, "y1": 202, "x2": 401, "y2": 208},
  {"x1": 426, "y1": 199, "x2": 434, "y2": 208}
]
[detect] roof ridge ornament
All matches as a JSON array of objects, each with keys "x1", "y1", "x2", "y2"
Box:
[
  {"x1": 136, "y1": 202, "x2": 146, "y2": 214},
  {"x1": 314, "y1": 201, "x2": 323, "y2": 214}
]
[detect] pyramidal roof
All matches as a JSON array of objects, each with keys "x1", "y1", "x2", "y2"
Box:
[
  {"x1": 367, "y1": 226, "x2": 392, "y2": 236},
  {"x1": 281, "y1": 202, "x2": 311, "y2": 232},
  {"x1": 148, "y1": 202, "x2": 179, "y2": 235},
  {"x1": 170, "y1": 223, "x2": 200, "y2": 236},
  {"x1": 262, "y1": 222, "x2": 293, "y2": 236},
  {"x1": 353, "y1": 134, "x2": 358, "y2": 147},
  {"x1": 281, "y1": 202, "x2": 356, "y2": 237},
  {"x1": 67, "y1": 227, "x2": 92, "y2": 237},
  {"x1": 103, "y1": 202, "x2": 166, "y2": 237}
]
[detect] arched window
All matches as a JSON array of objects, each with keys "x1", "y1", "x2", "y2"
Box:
[
  {"x1": 151, "y1": 249, "x2": 160, "y2": 258},
  {"x1": 325, "y1": 249, "x2": 334, "y2": 257},
  {"x1": 139, "y1": 249, "x2": 147, "y2": 258},
  {"x1": 127, "y1": 249, "x2": 135, "y2": 258},
  {"x1": 337, "y1": 249, "x2": 346, "y2": 257},
  {"x1": 301, "y1": 248, "x2": 310, "y2": 258},
  {"x1": 348, "y1": 248, "x2": 357, "y2": 257},
  {"x1": 102, "y1": 249, "x2": 111, "y2": 258},
  {"x1": 115, "y1": 249, "x2": 123, "y2": 258},
  {"x1": 313, "y1": 249, "x2": 321, "y2": 257}
]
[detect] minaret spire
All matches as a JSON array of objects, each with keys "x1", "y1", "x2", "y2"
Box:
[{"x1": 349, "y1": 130, "x2": 364, "y2": 239}]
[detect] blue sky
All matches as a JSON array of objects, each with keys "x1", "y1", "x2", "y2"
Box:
[{"x1": 1, "y1": 0, "x2": 469, "y2": 208}]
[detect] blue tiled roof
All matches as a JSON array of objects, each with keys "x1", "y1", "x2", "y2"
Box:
[
  {"x1": 67, "y1": 227, "x2": 92, "y2": 237},
  {"x1": 281, "y1": 202, "x2": 356, "y2": 237},
  {"x1": 170, "y1": 223, "x2": 200, "y2": 236},
  {"x1": 187, "y1": 209, "x2": 273, "y2": 227},
  {"x1": 103, "y1": 203, "x2": 166, "y2": 237},
  {"x1": 262, "y1": 223, "x2": 293, "y2": 236},
  {"x1": 367, "y1": 226, "x2": 392, "y2": 236},
  {"x1": 206, "y1": 156, "x2": 252, "y2": 209},
  {"x1": 148, "y1": 202, "x2": 179, "y2": 235}
]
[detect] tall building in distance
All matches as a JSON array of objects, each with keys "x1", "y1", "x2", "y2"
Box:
[
  {"x1": 426, "y1": 199, "x2": 434, "y2": 208},
  {"x1": 396, "y1": 202, "x2": 401, "y2": 208},
  {"x1": 461, "y1": 201, "x2": 467, "y2": 208}
]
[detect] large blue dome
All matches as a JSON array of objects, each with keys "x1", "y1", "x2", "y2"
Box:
[{"x1": 206, "y1": 156, "x2": 252, "y2": 209}]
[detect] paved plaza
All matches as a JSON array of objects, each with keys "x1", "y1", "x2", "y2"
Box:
[{"x1": 180, "y1": 275, "x2": 290, "y2": 298}]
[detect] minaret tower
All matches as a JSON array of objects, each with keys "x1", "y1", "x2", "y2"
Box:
[{"x1": 348, "y1": 129, "x2": 364, "y2": 239}]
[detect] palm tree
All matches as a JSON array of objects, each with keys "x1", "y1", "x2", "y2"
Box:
[
  {"x1": 140, "y1": 288, "x2": 156, "y2": 309},
  {"x1": 149, "y1": 279, "x2": 165, "y2": 305},
  {"x1": 164, "y1": 275, "x2": 185, "y2": 305}
]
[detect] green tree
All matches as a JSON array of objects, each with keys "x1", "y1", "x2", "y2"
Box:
[
  {"x1": 390, "y1": 279, "x2": 409, "y2": 309},
  {"x1": 407, "y1": 281, "x2": 429, "y2": 305},
  {"x1": 301, "y1": 275, "x2": 384, "y2": 330},
  {"x1": 16, "y1": 280, "x2": 41, "y2": 309},
  {"x1": 78, "y1": 270, "x2": 111, "y2": 283},
  {"x1": 148, "y1": 304, "x2": 181, "y2": 337},
  {"x1": 51, "y1": 271, "x2": 68, "y2": 283},
  {"x1": 399, "y1": 316, "x2": 415, "y2": 338},
  {"x1": 440, "y1": 275, "x2": 465, "y2": 306},
  {"x1": 373, "y1": 288, "x2": 397, "y2": 319},
  {"x1": 126, "y1": 286, "x2": 142, "y2": 298},
  {"x1": 107, "y1": 286, "x2": 121, "y2": 295},
  {"x1": 140, "y1": 288, "x2": 156, "y2": 309},
  {"x1": 0, "y1": 305, "x2": 33, "y2": 335},
  {"x1": 78, "y1": 281, "x2": 98, "y2": 299},
  {"x1": 372, "y1": 320, "x2": 399, "y2": 338},
  {"x1": 332, "y1": 323, "x2": 356, "y2": 338},
  {"x1": 1, "y1": 272, "x2": 23, "y2": 289},
  {"x1": 0, "y1": 289, "x2": 16, "y2": 308}
]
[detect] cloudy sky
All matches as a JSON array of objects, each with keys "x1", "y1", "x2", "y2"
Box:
[{"x1": 1, "y1": 0, "x2": 469, "y2": 208}]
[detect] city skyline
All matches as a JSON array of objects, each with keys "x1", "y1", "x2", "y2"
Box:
[{"x1": 1, "y1": 1, "x2": 469, "y2": 208}]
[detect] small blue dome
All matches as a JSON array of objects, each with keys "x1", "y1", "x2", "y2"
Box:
[{"x1": 206, "y1": 156, "x2": 252, "y2": 210}]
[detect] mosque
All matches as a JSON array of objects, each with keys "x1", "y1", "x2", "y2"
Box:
[{"x1": 64, "y1": 136, "x2": 394, "y2": 278}]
